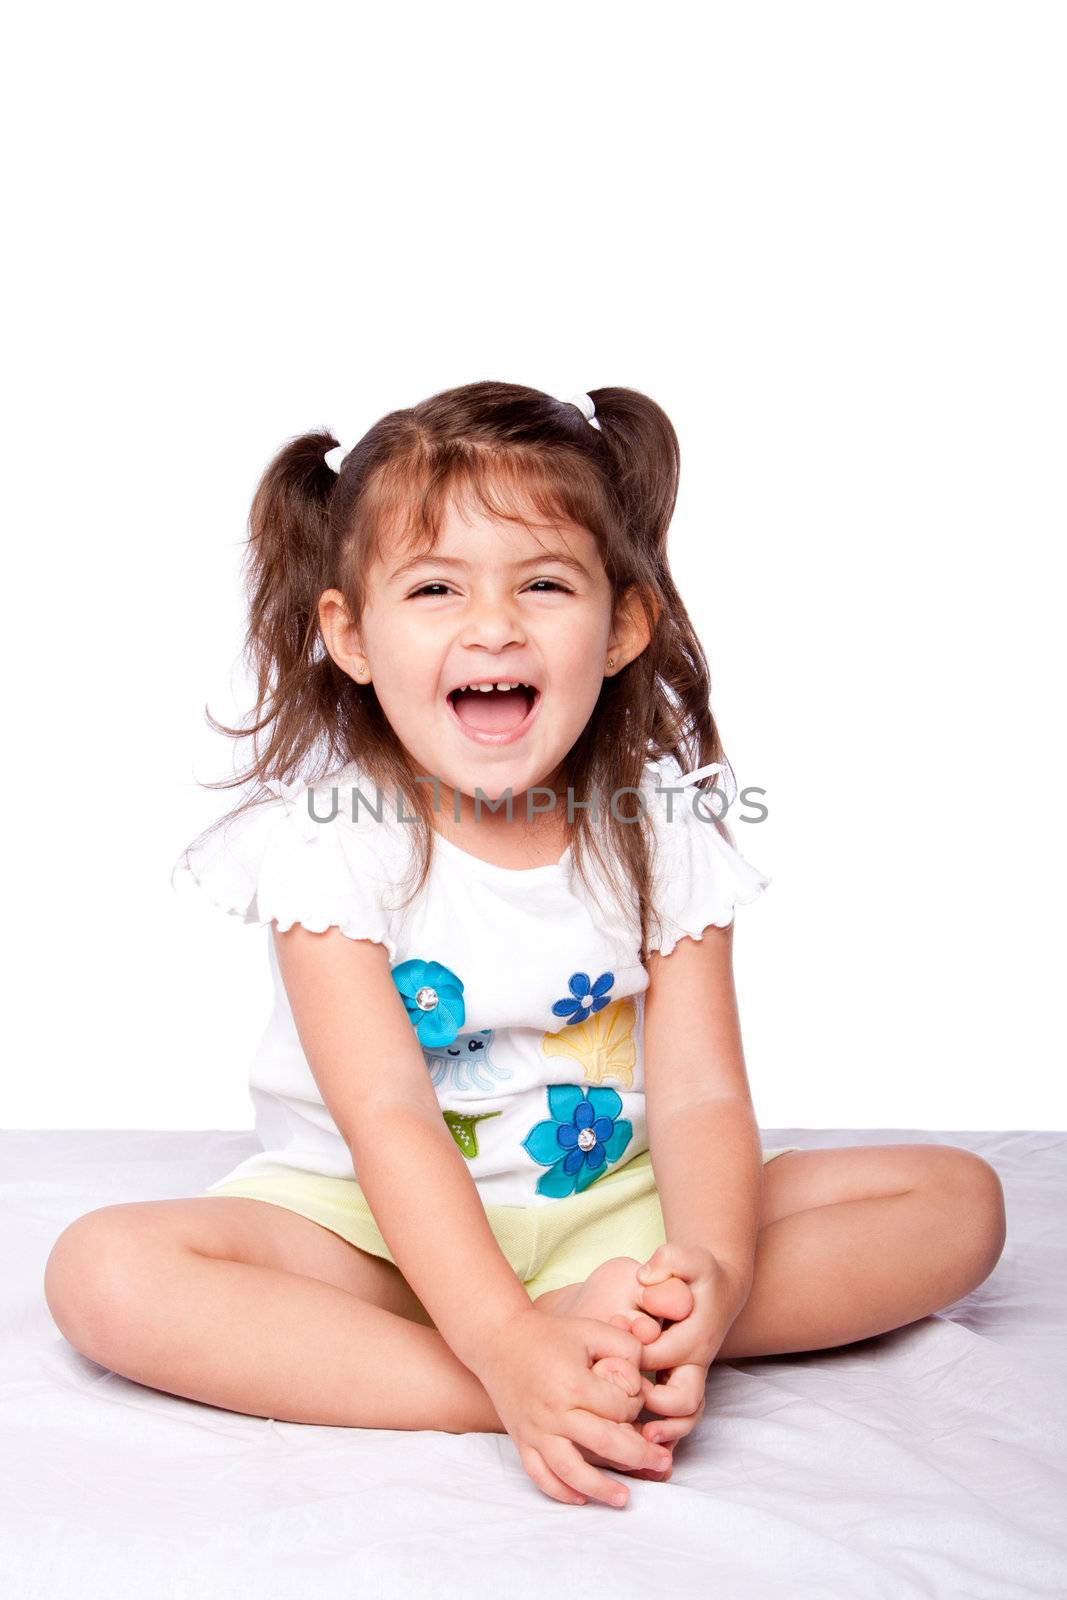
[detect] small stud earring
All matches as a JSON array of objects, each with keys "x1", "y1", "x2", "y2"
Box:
[
  {"x1": 607, "y1": 656, "x2": 615, "y2": 669},
  {"x1": 356, "y1": 658, "x2": 369, "y2": 678}
]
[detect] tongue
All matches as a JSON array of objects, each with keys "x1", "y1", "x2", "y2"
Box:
[{"x1": 451, "y1": 686, "x2": 531, "y2": 733}]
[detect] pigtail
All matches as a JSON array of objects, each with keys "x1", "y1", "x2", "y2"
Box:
[
  {"x1": 566, "y1": 387, "x2": 732, "y2": 960},
  {"x1": 587, "y1": 386, "x2": 681, "y2": 552},
  {"x1": 202, "y1": 428, "x2": 349, "y2": 794},
  {"x1": 589, "y1": 385, "x2": 727, "y2": 792}
]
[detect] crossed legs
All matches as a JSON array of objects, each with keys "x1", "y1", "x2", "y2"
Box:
[{"x1": 42, "y1": 1143, "x2": 1006, "y2": 1435}]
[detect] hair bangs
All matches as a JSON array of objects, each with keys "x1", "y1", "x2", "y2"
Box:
[{"x1": 354, "y1": 441, "x2": 617, "y2": 576}]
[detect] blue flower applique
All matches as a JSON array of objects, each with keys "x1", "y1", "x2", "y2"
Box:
[
  {"x1": 392, "y1": 958, "x2": 465, "y2": 1048},
  {"x1": 522, "y1": 1085, "x2": 633, "y2": 1197},
  {"x1": 551, "y1": 970, "x2": 615, "y2": 1026}
]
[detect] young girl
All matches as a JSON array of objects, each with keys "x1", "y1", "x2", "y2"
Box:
[{"x1": 43, "y1": 382, "x2": 1006, "y2": 1513}]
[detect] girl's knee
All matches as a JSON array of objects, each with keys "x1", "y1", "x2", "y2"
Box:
[
  {"x1": 967, "y1": 1156, "x2": 1007, "y2": 1273},
  {"x1": 927, "y1": 1148, "x2": 1006, "y2": 1279},
  {"x1": 43, "y1": 1205, "x2": 153, "y2": 1354}
]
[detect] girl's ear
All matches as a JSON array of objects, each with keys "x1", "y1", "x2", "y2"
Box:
[
  {"x1": 319, "y1": 588, "x2": 365, "y2": 673},
  {"x1": 609, "y1": 584, "x2": 659, "y2": 666}
]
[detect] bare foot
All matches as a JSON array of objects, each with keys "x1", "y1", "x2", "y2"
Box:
[
  {"x1": 535, "y1": 1254, "x2": 695, "y2": 1332},
  {"x1": 534, "y1": 1257, "x2": 696, "y2": 1481}
]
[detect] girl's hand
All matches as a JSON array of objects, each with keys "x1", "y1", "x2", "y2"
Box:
[
  {"x1": 636, "y1": 1361, "x2": 708, "y2": 1457},
  {"x1": 630, "y1": 1243, "x2": 750, "y2": 1454},
  {"x1": 475, "y1": 1304, "x2": 676, "y2": 1508}
]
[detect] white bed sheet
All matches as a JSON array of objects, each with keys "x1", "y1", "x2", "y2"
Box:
[{"x1": 2, "y1": 1128, "x2": 1064, "y2": 1599}]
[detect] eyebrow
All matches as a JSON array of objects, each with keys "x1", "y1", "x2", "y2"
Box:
[{"x1": 389, "y1": 550, "x2": 592, "y2": 582}]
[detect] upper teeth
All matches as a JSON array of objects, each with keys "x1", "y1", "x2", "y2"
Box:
[{"x1": 453, "y1": 680, "x2": 534, "y2": 693}]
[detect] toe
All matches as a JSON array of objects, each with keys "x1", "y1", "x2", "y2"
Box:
[
  {"x1": 629, "y1": 1310, "x2": 663, "y2": 1344},
  {"x1": 638, "y1": 1273, "x2": 694, "y2": 1323},
  {"x1": 607, "y1": 1309, "x2": 663, "y2": 1346},
  {"x1": 610, "y1": 1313, "x2": 652, "y2": 1347},
  {"x1": 592, "y1": 1355, "x2": 641, "y2": 1398}
]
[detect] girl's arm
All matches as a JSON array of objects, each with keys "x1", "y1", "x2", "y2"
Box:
[
  {"x1": 272, "y1": 924, "x2": 533, "y2": 1372},
  {"x1": 643, "y1": 921, "x2": 763, "y2": 1305}
]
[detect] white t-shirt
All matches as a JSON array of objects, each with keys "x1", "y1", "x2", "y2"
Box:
[{"x1": 171, "y1": 755, "x2": 771, "y2": 1207}]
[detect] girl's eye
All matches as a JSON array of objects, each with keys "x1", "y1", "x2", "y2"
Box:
[{"x1": 408, "y1": 580, "x2": 571, "y2": 598}]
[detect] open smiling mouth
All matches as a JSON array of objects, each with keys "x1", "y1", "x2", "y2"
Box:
[{"x1": 446, "y1": 684, "x2": 541, "y2": 744}]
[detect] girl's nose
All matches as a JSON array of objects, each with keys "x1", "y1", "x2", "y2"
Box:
[{"x1": 458, "y1": 595, "x2": 527, "y2": 650}]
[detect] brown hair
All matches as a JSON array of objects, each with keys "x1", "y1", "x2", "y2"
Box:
[{"x1": 183, "y1": 379, "x2": 735, "y2": 962}]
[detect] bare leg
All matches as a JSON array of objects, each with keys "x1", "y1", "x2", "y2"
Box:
[
  {"x1": 539, "y1": 1179, "x2": 1004, "y2": 1371},
  {"x1": 52, "y1": 1245, "x2": 507, "y2": 1432},
  {"x1": 718, "y1": 1184, "x2": 1003, "y2": 1359},
  {"x1": 47, "y1": 1184, "x2": 1000, "y2": 1437}
]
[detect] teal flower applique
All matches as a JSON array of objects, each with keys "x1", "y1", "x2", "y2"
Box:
[
  {"x1": 522, "y1": 1085, "x2": 633, "y2": 1197},
  {"x1": 552, "y1": 970, "x2": 615, "y2": 1025},
  {"x1": 392, "y1": 958, "x2": 465, "y2": 1048}
]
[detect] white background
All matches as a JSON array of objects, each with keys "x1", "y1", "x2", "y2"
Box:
[{"x1": 5, "y1": 2, "x2": 1063, "y2": 1132}]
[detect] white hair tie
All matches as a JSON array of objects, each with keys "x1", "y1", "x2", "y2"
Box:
[
  {"x1": 323, "y1": 444, "x2": 348, "y2": 474},
  {"x1": 564, "y1": 392, "x2": 602, "y2": 431}
]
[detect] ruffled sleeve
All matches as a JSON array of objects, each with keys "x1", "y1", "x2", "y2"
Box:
[
  {"x1": 645, "y1": 760, "x2": 771, "y2": 958},
  {"x1": 169, "y1": 776, "x2": 400, "y2": 960}
]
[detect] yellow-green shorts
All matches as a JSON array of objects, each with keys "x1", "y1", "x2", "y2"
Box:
[{"x1": 205, "y1": 1146, "x2": 800, "y2": 1300}]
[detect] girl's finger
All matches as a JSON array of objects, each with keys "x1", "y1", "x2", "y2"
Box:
[
  {"x1": 635, "y1": 1264, "x2": 677, "y2": 1287},
  {"x1": 566, "y1": 1410, "x2": 672, "y2": 1480},
  {"x1": 641, "y1": 1405, "x2": 704, "y2": 1447},
  {"x1": 581, "y1": 1316, "x2": 646, "y2": 1371},
  {"x1": 636, "y1": 1321, "x2": 708, "y2": 1372},
  {"x1": 613, "y1": 1456, "x2": 674, "y2": 1482},
  {"x1": 578, "y1": 1439, "x2": 673, "y2": 1482},
  {"x1": 542, "y1": 1434, "x2": 635, "y2": 1509},
  {"x1": 640, "y1": 1375, "x2": 691, "y2": 1415},
  {"x1": 591, "y1": 1354, "x2": 642, "y2": 1398},
  {"x1": 519, "y1": 1442, "x2": 590, "y2": 1507},
  {"x1": 640, "y1": 1366, "x2": 706, "y2": 1416},
  {"x1": 650, "y1": 1363, "x2": 706, "y2": 1412},
  {"x1": 588, "y1": 1357, "x2": 644, "y2": 1422},
  {"x1": 636, "y1": 1243, "x2": 704, "y2": 1286}
]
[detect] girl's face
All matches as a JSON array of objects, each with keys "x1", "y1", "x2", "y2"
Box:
[{"x1": 320, "y1": 491, "x2": 649, "y2": 817}]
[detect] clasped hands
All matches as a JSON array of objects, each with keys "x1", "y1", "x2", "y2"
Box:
[
  {"x1": 476, "y1": 1242, "x2": 749, "y2": 1507},
  {"x1": 605, "y1": 1243, "x2": 750, "y2": 1469}
]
